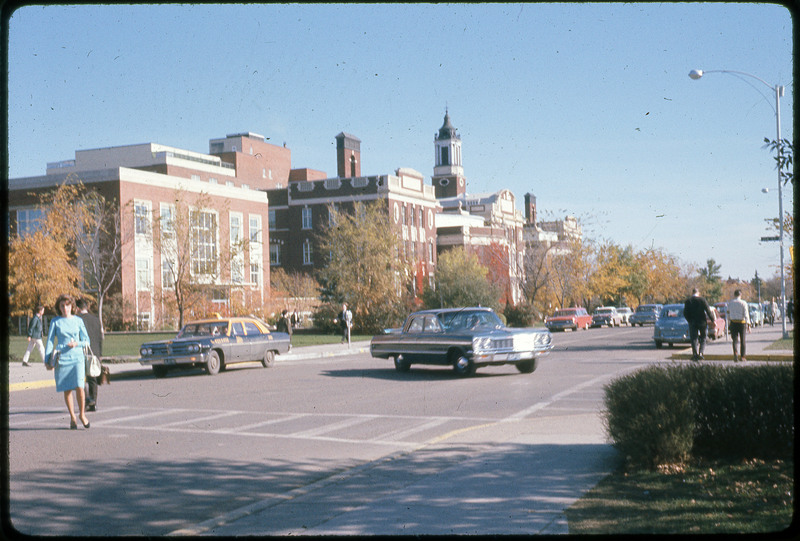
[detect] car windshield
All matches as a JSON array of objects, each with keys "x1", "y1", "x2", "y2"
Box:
[
  {"x1": 660, "y1": 307, "x2": 683, "y2": 319},
  {"x1": 177, "y1": 322, "x2": 228, "y2": 338},
  {"x1": 554, "y1": 310, "x2": 575, "y2": 317},
  {"x1": 440, "y1": 310, "x2": 503, "y2": 331},
  {"x1": 637, "y1": 305, "x2": 657, "y2": 312},
  {"x1": 595, "y1": 309, "x2": 613, "y2": 314}
]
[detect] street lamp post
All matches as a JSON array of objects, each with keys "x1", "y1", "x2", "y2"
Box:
[{"x1": 689, "y1": 69, "x2": 788, "y2": 339}]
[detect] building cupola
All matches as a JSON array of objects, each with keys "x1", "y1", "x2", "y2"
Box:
[{"x1": 432, "y1": 109, "x2": 466, "y2": 198}]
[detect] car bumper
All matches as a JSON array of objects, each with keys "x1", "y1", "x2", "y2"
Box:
[
  {"x1": 139, "y1": 353, "x2": 207, "y2": 367},
  {"x1": 546, "y1": 321, "x2": 575, "y2": 330}
]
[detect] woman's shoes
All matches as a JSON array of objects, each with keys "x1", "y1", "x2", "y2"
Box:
[
  {"x1": 80, "y1": 417, "x2": 90, "y2": 429},
  {"x1": 70, "y1": 419, "x2": 78, "y2": 430}
]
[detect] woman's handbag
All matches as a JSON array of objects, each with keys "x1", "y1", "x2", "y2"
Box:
[
  {"x1": 85, "y1": 345, "x2": 102, "y2": 378},
  {"x1": 47, "y1": 350, "x2": 60, "y2": 368}
]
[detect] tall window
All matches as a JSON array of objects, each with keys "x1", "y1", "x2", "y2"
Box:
[
  {"x1": 270, "y1": 244, "x2": 280, "y2": 266},
  {"x1": 136, "y1": 258, "x2": 151, "y2": 290},
  {"x1": 441, "y1": 147, "x2": 450, "y2": 165},
  {"x1": 268, "y1": 209, "x2": 277, "y2": 231},
  {"x1": 191, "y1": 210, "x2": 217, "y2": 276},
  {"x1": 135, "y1": 202, "x2": 150, "y2": 235},
  {"x1": 230, "y1": 214, "x2": 242, "y2": 245},
  {"x1": 160, "y1": 205, "x2": 175, "y2": 238},
  {"x1": 250, "y1": 215, "x2": 262, "y2": 243},
  {"x1": 302, "y1": 207, "x2": 312, "y2": 230},
  {"x1": 250, "y1": 262, "x2": 260, "y2": 285},
  {"x1": 302, "y1": 239, "x2": 313, "y2": 265},
  {"x1": 161, "y1": 256, "x2": 174, "y2": 289},
  {"x1": 16, "y1": 208, "x2": 45, "y2": 237}
]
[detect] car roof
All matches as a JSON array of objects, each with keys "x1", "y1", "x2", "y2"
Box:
[{"x1": 410, "y1": 307, "x2": 494, "y2": 316}]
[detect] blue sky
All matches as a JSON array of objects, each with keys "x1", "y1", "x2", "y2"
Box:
[{"x1": 6, "y1": 3, "x2": 794, "y2": 283}]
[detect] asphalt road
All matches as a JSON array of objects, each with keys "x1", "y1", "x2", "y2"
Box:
[{"x1": 4, "y1": 325, "x2": 707, "y2": 535}]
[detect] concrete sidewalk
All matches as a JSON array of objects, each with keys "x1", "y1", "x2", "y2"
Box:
[
  {"x1": 668, "y1": 321, "x2": 793, "y2": 362},
  {"x1": 7, "y1": 340, "x2": 372, "y2": 390}
]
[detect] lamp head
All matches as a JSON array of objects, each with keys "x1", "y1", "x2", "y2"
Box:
[{"x1": 689, "y1": 69, "x2": 703, "y2": 80}]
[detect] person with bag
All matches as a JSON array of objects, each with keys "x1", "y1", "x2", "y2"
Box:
[
  {"x1": 76, "y1": 298, "x2": 103, "y2": 412},
  {"x1": 44, "y1": 294, "x2": 91, "y2": 429},
  {"x1": 21, "y1": 305, "x2": 46, "y2": 367},
  {"x1": 276, "y1": 309, "x2": 293, "y2": 351},
  {"x1": 727, "y1": 289, "x2": 752, "y2": 362}
]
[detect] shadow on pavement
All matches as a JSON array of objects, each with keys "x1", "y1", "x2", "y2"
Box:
[{"x1": 8, "y1": 441, "x2": 619, "y2": 536}]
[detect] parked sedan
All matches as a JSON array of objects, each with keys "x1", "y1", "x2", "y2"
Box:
[
  {"x1": 545, "y1": 307, "x2": 593, "y2": 332},
  {"x1": 653, "y1": 304, "x2": 688, "y2": 348},
  {"x1": 630, "y1": 304, "x2": 663, "y2": 326},
  {"x1": 139, "y1": 316, "x2": 291, "y2": 377},
  {"x1": 591, "y1": 306, "x2": 622, "y2": 327},
  {"x1": 749, "y1": 303, "x2": 764, "y2": 327},
  {"x1": 707, "y1": 306, "x2": 727, "y2": 340},
  {"x1": 370, "y1": 307, "x2": 553, "y2": 376},
  {"x1": 617, "y1": 307, "x2": 633, "y2": 326}
]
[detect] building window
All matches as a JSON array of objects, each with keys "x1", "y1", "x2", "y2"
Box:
[
  {"x1": 302, "y1": 239, "x2": 313, "y2": 265},
  {"x1": 134, "y1": 202, "x2": 150, "y2": 235},
  {"x1": 191, "y1": 210, "x2": 218, "y2": 276},
  {"x1": 209, "y1": 177, "x2": 218, "y2": 184},
  {"x1": 250, "y1": 262, "x2": 260, "y2": 285},
  {"x1": 419, "y1": 208, "x2": 424, "y2": 228},
  {"x1": 226, "y1": 181, "x2": 234, "y2": 187},
  {"x1": 137, "y1": 312, "x2": 151, "y2": 331},
  {"x1": 161, "y1": 256, "x2": 174, "y2": 289},
  {"x1": 250, "y1": 215, "x2": 262, "y2": 243},
  {"x1": 268, "y1": 209, "x2": 277, "y2": 231},
  {"x1": 159, "y1": 205, "x2": 175, "y2": 237},
  {"x1": 15, "y1": 208, "x2": 45, "y2": 237},
  {"x1": 191, "y1": 174, "x2": 201, "y2": 181},
  {"x1": 136, "y1": 258, "x2": 151, "y2": 290},
  {"x1": 409, "y1": 205, "x2": 415, "y2": 227},
  {"x1": 302, "y1": 207, "x2": 312, "y2": 230},
  {"x1": 270, "y1": 244, "x2": 280, "y2": 266},
  {"x1": 230, "y1": 214, "x2": 242, "y2": 245},
  {"x1": 262, "y1": 168, "x2": 267, "y2": 178},
  {"x1": 231, "y1": 260, "x2": 243, "y2": 284},
  {"x1": 441, "y1": 147, "x2": 449, "y2": 166}
]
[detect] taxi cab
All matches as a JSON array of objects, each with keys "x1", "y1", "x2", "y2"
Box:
[{"x1": 139, "y1": 316, "x2": 290, "y2": 377}]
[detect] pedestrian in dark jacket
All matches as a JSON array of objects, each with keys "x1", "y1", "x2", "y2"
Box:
[
  {"x1": 684, "y1": 288, "x2": 715, "y2": 361},
  {"x1": 76, "y1": 298, "x2": 103, "y2": 411},
  {"x1": 276, "y1": 309, "x2": 293, "y2": 350},
  {"x1": 21, "y1": 305, "x2": 45, "y2": 366}
]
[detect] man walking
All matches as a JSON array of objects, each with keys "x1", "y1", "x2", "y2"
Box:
[
  {"x1": 727, "y1": 290, "x2": 751, "y2": 363},
  {"x1": 21, "y1": 305, "x2": 45, "y2": 367},
  {"x1": 338, "y1": 303, "x2": 353, "y2": 347},
  {"x1": 684, "y1": 288, "x2": 715, "y2": 361},
  {"x1": 76, "y1": 298, "x2": 103, "y2": 411}
]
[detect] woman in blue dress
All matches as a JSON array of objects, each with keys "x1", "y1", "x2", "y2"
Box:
[{"x1": 45, "y1": 294, "x2": 91, "y2": 429}]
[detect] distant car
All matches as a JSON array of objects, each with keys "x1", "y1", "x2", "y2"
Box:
[
  {"x1": 617, "y1": 307, "x2": 633, "y2": 325},
  {"x1": 707, "y1": 306, "x2": 727, "y2": 340},
  {"x1": 630, "y1": 304, "x2": 663, "y2": 326},
  {"x1": 713, "y1": 302, "x2": 729, "y2": 338},
  {"x1": 139, "y1": 316, "x2": 291, "y2": 377},
  {"x1": 591, "y1": 306, "x2": 622, "y2": 328},
  {"x1": 545, "y1": 307, "x2": 593, "y2": 332},
  {"x1": 653, "y1": 304, "x2": 689, "y2": 348},
  {"x1": 749, "y1": 303, "x2": 764, "y2": 327},
  {"x1": 370, "y1": 307, "x2": 553, "y2": 376}
]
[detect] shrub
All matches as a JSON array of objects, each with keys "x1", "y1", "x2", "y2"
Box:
[{"x1": 604, "y1": 364, "x2": 793, "y2": 469}]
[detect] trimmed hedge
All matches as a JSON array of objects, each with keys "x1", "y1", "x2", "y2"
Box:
[{"x1": 604, "y1": 364, "x2": 794, "y2": 469}]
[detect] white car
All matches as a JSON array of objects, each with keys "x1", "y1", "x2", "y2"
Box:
[
  {"x1": 617, "y1": 307, "x2": 633, "y2": 325},
  {"x1": 591, "y1": 306, "x2": 622, "y2": 328}
]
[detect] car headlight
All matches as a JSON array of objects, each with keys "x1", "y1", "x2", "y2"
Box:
[
  {"x1": 187, "y1": 343, "x2": 201, "y2": 353},
  {"x1": 140, "y1": 346, "x2": 152, "y2": 356},
  {"x1": 472, "y1": 337, "x2": 492, "y2": 353}
]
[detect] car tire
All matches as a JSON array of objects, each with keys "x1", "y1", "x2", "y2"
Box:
[
  {"x1": 655, "y1": 340, "x2": 663, "y2": 349},
  {"x1": 152, "y1": 365, "x2": 168, "y2": 378},
  {"x1": 205, "y1": 350, "x2": 221, "y2": 375},
  {"x1": 451, "y1": 351, "x2": 475, "y2": 377},
  {"x1": 515, "y1": 358, "x2": 538, "y2": 374},
  {"x1": 262, "y1": 349, "x2": 275, "y2": 368},
  {"x1": 393, "y1": 354, "x2": 410, "y2": 372}
]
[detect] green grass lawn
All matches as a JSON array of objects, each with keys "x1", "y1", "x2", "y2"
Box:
[
  {"x1": 7, "y1": 332, "x2": 373, "y2": 361},
  {"x1": 566, "y1": 459, "x2": 794, "y2": 534},
  {"x1": 766, "y1": 329, "x2": 794, "y2": 351}
]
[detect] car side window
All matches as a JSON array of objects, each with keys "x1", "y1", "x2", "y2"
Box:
[
  {"x1": 407, "y1": 317, "x2": 424, "y2": 333},
  {"x1": 231, "y1": 322, "x2": 245, "y2": 336},
  {"x1": 423, "y1": 316, "x2": 441, "y2": 333},
  {"x1": 243, "y1": 322, "x2": 261, "y2": 335}
]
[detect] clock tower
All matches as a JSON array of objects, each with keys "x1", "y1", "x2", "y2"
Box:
[{"x1": 432, "y1": 110, "x2": 466, "y2": 198}]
